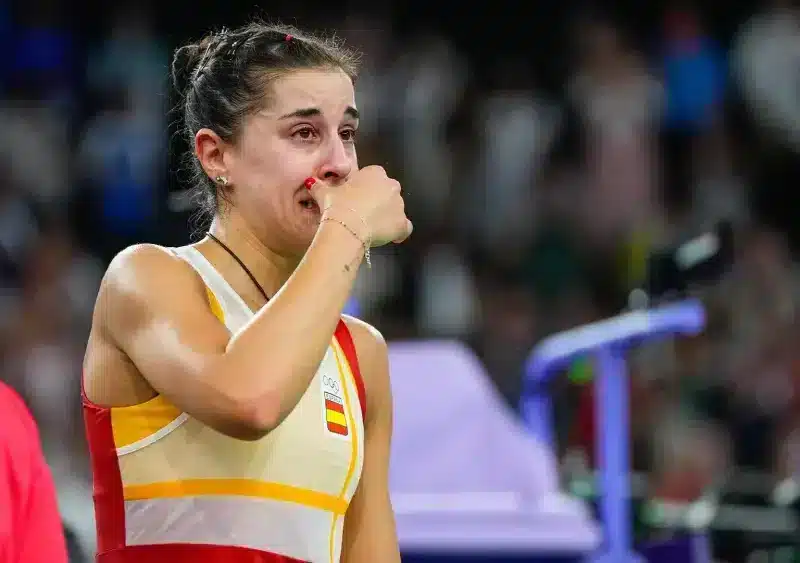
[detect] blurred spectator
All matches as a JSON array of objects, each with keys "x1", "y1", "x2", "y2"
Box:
[
  {"x1": 11, "y1": 0, "x2": 75, "y2": 112},
  {"x1": 0, "y1": 101, "x2": 71, "y2": 211},
  {"x1": 650, "y1": 411, "x2": 731, "y2": 502},
  {"x1": 0, "y1": 176, "x2": 40, "y2": 296},
  {"x1": 688, "y1": 125, "x2": 749, "y2": 231},
  {"x1": 416, "y1": 241, "x2": 480, "y2": 337},
  {"x1": 732, "y1": 0, "x2": 800, "y2": 153},
  {"x1": 76, "y1": 90, "x2": 163, "y2": 262},
  {"x1": 339, "y1": 13, "x2": 398, "y2": 138},
  {"x1": 475, "y1": 273, "x2": 540, "y2": 406},
  {"x1": 396, "y1": 32, "x2": 468, "y2": 226},
  {"x1": 463, "y1": 60, "x2": 562, "y2": 254},
  {"x1": 568, "y1": 19, "x2": 664, "y2": 249},
  {"x1": 86, "y1": 3, "x2": 168, "y2": 116},
  {"x1": 0, "y1": 381, "x2": 68, "y2": 562},
  {"x1": 661, "y1": 6, "x2": 727, "y2": 135}
]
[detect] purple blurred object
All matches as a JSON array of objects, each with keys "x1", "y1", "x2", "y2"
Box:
[
  {"x1": 388, "y1": 340, "x2": 601, "y2": 555},
  {"x1": 343, "y1": 296, "x2": 360, "y2": 317}
]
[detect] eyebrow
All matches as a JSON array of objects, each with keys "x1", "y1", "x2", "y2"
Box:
[{"x1": 278, "y1": 106, "x2": 360, "y2": 121}]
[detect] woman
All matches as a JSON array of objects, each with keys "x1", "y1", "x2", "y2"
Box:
[{"x1": 82, "y1": 21, "x2": 411, "y2": 563}]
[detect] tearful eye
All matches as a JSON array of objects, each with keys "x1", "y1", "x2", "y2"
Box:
[
  {"x1": 293, "y1": 127, "x2": 317, "y2": 141},
  {"x1": 340, "y1": 129, "x2": 357, "y2": 142}
]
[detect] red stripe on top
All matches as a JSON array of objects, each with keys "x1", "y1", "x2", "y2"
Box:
[
  {"x1": 82, "y1": 384, "x2": 126, "y2": 553},
  {"x1": 97, "y1": 543, "x2": 309, "y2": 562},
  {"x1": 334, "y1": 319, "x2": 366, "y2": 421}
]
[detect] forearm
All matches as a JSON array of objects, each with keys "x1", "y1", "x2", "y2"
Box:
[{"x1": 221, "y1": 220, "x2": 364, "y2": 427}]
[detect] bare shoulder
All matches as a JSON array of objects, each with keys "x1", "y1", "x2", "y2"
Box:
[
  {"x1": 96, "y1": 244, "x2": 205, "y2": 334},
  {"x1": 102, "y1": 243, "x2": 198, "y2": 301},
  {"x1": 341, "y1": 315, "x2": 387, "y2": 355},
  {"x1": 85, "y1": 243, "x2": 221, "y2": 406},
  {"x1": 341, "y1": 315, "x2": 391, "y2": 422},
  {"x1": 106, "y1": 242, "x2": 181, "y2": 271}
]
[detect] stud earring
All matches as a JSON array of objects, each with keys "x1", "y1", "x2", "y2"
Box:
[{"x1": 214, "y1": 176, "x2": 229, "y2": 187}]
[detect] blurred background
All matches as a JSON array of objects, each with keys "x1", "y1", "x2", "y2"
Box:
[{"x1": 2, "y1": 0, "x2": 800, "y2": 560}]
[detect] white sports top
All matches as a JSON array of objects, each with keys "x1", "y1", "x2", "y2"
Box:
[{"x1": 83, "y1": 245, "x2": 366, "y2": 563}]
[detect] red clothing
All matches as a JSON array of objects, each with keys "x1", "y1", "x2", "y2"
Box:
[{"x1": 0, "y1": 382, "x2": 68, "y2": 563}]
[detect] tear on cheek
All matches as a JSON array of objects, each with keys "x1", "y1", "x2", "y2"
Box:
[{"x1": 299, "y1": 200, "x2": 320, "y2": 213}]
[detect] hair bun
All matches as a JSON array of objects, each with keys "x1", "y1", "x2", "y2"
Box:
[
  {"x1": 171, "y1": 44, "x2": 200, "y2": 95},
  {"x1": 171, "y1": 35, "x2": 216, "y2": 95}
]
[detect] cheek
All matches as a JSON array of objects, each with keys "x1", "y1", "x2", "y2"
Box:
[
  {"x1": 234, "y1": 148, "x2": 289, "y2": 202},
  {"x1": 251, "y1": 139, "x2": 318, "y2": 183},
  {"x1": 239, "y1": 140, "x2": 282, "y2": 179}
]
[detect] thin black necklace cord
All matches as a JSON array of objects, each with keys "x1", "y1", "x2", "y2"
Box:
[{"x1": 205, "y1": 232, "x2": 270, "y2": 302}]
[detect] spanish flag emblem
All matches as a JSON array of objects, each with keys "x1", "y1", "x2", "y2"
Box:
[{"x1": 324, "y1": 392, "x2": 348, "y2": 436}]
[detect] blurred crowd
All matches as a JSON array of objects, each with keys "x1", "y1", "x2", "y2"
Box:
[{"x1": 1, "y1": 0, "x2": 800, "y2": 559}]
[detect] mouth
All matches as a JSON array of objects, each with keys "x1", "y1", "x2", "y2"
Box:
[{"x1": 298, "y1": 196, "x2": 320, "y2": 215}]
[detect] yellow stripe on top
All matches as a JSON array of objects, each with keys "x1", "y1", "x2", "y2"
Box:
[
  {"x1": 110, "y1": 285, "x2": 226, "y2": 450},
  {"x1": 123, "y1": 479, "x2": 349, "y2": 514},
  {"x1": 331, "y1": 341, "x2": 361, "y2": 498},
  {"x1": 111, "y1": 396, "x2": 184, "y2": 449},
  {"x1": 206, "y1": 286, "x2": 225, "y2": 323},
  {"x1": 328, "y1": 341, "x2": 361, "y2": 562}
]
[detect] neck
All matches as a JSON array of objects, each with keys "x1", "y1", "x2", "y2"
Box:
[{"x1": 204, "y1": 211, "x2": 299, "y2": 298}]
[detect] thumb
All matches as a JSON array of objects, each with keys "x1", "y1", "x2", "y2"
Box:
[{"x1": 304, "y1": 177, "x2": 331, "y2": 210}]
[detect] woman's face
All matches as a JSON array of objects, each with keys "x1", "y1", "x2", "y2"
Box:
[{"x1": 199, "y1": 67, "x2": 360, "y2": 255}]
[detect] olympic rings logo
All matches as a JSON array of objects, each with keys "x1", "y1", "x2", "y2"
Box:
[{"x1": 322, "y1": 375, "x2": 340, "y2": 394}]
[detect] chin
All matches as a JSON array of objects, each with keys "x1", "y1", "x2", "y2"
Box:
[
  {"x1": 283, "y1": 201, "x2": 321, "y2": 255},
  {"x1": 289, "y1": 226, "x2": 318, "y2": 256}
]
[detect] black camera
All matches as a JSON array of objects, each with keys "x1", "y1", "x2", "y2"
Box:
[{"x1": 640, "y1": 220, "x2": 735, "y2": 304}]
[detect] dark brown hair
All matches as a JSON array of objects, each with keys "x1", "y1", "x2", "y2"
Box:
[{"x1": 171, "y1": 21, "x2": 361, "y2": 221}]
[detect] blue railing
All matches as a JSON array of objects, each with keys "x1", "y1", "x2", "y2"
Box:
[{"x1": 520, "y1": 299, "x2": 706, "y2": 562}]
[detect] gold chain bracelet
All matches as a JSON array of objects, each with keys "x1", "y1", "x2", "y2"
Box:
[{"x1": 321, "y1": 216, "x2": 371, "y2": 268}]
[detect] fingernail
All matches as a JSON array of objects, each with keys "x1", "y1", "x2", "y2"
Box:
[{"x1": 304, "y1": 177, "x2": 316, "y2": 190}]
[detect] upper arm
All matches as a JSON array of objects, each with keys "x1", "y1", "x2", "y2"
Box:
[
  {"x1": 340, "y1": 317, "x2": 400, "y2": 563},
  {"x1": 87, "y1": 244, "x2": 266, "y2": 439}
]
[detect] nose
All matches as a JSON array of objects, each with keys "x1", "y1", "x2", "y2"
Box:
[{"x1": 316, "y1": 137, "x2": 353, "y2": 184}]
